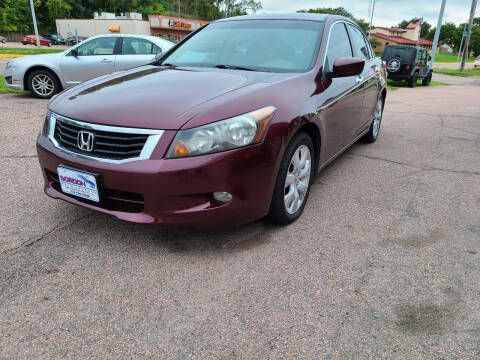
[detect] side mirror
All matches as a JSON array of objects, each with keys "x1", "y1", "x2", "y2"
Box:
[
  {"x1": 70, "y1": 48, "x2": 78, "y2": 57},
  {"x1": 428, "y1": 55, "x2": 432, "y2": 61},
  {"x1": 330, "y1": 57, "x2": 365, "y2": 78}
]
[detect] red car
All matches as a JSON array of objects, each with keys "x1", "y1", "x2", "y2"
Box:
[
  {"x1": 20, "y1": 35, "x2": 51, "y2": 46},
  {"x1": 36, "y1": 14, "x2": 387, "y2": 229}
]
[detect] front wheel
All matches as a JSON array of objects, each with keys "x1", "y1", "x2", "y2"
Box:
[
  {"x1": 27, "y1": 69, "x2": 60, "y2": 99},
  {"x1": 268, "y1": 132, "x2": 314, "y2": 225},
  {"x1": 363, "y1": 97, "x2": 384, "y2": 143}
]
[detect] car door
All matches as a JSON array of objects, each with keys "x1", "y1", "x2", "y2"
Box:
[
  {"x1": 115, "y1": 37, "x2": 163, "y2": 72},
  {"x1": 347, "y1": 24, "x2": 379, "y2": 134},
  {"x1": 60, "y1": 36, "x2": 119, "y2": 86},
  {"x1": 317, "y1": 22, "x2": 365, "y2": 159}
]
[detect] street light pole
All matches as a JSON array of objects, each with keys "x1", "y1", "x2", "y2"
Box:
[
  {"x1": 29, "y1": 0, "x2": 40, "y2": 47},
  {"x1": 428, "y1": 0, "x2": 448, "y2": 72},
  {"x1": 368, "y1": 0, "x2": 377, "y2": 39},
  {"x1": 460, "y1": 0, "x2": 478, "y2": 72}
]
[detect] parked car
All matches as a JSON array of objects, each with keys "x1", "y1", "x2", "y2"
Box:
[
  {"x1": 65, "y1": 36, "x2": 88, "y2": 46},
  {"x1": 0, "y1": 35, "x2": 5, "y2": 43},
  {"x1": 381, "y1": 45, "x2": 432, "y2": 87},
  {"x1": 43, "y1": 34, "x2": 65, "y2": 45},
  {"x1": 36, "y1": 14, "x2": 387, "y2": 229},
  {"x1": 20, "y1": 35, "x2": 51, "y2": 47},
  {"x1": 474, "y1": 55, "x2": 480, "y2": 68},
  {"x1": 4, "y1": 34, "x2": 173, "y2": 98}
]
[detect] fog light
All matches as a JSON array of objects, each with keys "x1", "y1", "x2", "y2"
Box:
[{"x1": 213, "y1": 191, "x2": 232, "y2": 203}]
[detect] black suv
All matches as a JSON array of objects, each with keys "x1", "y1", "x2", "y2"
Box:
[
  {"x1": 42, "y1": 34, "x2": 65, "y2": 45},
  {"x1": 381, "y1": 45, "x2": 432, "y2": 87}
]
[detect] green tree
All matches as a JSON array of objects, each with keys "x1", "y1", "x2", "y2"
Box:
[
  {"x1": 297, "y1": 7, "x2": 369, "y2": 32},
  {"x1": 426, "y1": 22, "x2": 462, "y2": 52}
]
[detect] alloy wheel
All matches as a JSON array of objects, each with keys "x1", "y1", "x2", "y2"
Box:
[
  {"x1": 32, "y1": 74, "x2": 54, "y2": 96},
  {"x1": 284, "y1": 145, "x2": 311, "y2": 214},
  {"x1": 372, "y1": 98, "x2": 383, "y2": 139}
]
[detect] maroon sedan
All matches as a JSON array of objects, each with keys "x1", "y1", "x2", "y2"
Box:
[
  {"x1": 37, "y1": 14, "x2": 387, "y2": 229},
  {"x1": 20, "y1": 35, "x2": 51, "y2": 46}
]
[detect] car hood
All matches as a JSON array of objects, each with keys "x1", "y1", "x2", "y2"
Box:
[
  {"x1": 48, "y1": 65, "x2": 293, "y2": 130},
  {"x1": 11, "y1": 52, "x2": 63, "y2": 66}
]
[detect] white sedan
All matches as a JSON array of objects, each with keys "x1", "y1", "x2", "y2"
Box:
[
  {"x1": 474, "y1": 55, "x2": 480, "y2": 68},
  {"x1": 4, "y1": 34, "x2": 173, "y2": 98}
]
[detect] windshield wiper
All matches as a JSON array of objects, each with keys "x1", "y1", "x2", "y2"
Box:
[
  {"x1": 160, "y1": 63, "x2": 178, "y2": 68},
  {"x1": 214, "y1": 64, "x2": 260, "y2": 72}
]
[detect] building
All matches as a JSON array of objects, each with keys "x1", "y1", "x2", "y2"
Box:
[
  {"x1": 56, "y1": 13, "x2": 150, "y2": 38},
  {"x1": 148, "y1": 15, "x2": 208, "y2": 41},
  {"x1": 370, "y1": 20, "x2": 437, "y2": 53}
]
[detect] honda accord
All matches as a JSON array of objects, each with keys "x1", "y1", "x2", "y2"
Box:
[{"x1": 37, "y1": 13, "x2": 387, "y2": 229}]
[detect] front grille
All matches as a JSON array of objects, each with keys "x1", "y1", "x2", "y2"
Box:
[
  {"x1": 45, "y1": 169, "x2": 144, "y2": 213},
  {"x1": 53, "y1": 117, "x2": 150, "y2": 160}
]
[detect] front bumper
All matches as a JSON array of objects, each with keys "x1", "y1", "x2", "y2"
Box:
[
  {"x1": 37, "y1": 133, "x2": 280, "y2": 229},
  {"x1": 4, "y1": 66, "x2": 24, "y2": 90}
]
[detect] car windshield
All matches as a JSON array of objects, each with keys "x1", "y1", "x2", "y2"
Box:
[
  {"x1": 160, "y1": 19, "x2": 324, "y2": 73},
  {"x1": 382, "y1": 47, "x2": 415, "y2": 62}
]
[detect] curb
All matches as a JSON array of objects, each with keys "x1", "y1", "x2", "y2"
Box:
[{"x1": 0, "y1": 54, "x2": 26, "y2": 58}]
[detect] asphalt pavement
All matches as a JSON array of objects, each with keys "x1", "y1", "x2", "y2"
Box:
[{"x1": 0, "y1": 84, "x2": 479, "y2": 358}]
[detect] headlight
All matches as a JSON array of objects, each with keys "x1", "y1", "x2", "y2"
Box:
[
  {"x1": 167, "y1": 106, "x2": 276, "y2": 158},
  {"x1": 42, "y1": 110, "x2": 52, "y2": 136},
  {"x1": 5, "y1": 61, "x2": 13, "y2": 69}
]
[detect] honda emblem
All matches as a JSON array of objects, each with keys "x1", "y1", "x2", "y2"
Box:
[{"x1": 77, "y1": 130, "x2": 95, "y2": 152}]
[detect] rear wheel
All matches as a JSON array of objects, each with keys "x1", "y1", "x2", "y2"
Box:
[
  {"x1": 27, "y1": 69, "x2": 60, "y2": 99},
  {"x1": 268, "y1": 132, "x2": 314, "y2": 225},
  {"x1": 422, "y1": 71, "x2": 432, "y2": 86},
  {"x1": 408, "y1": 71, "x2": 418, "y2": 88}
]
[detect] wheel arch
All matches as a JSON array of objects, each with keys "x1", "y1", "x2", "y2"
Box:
[{"x1": 23, "y1": 66, "x2": 63, "y2": 92}]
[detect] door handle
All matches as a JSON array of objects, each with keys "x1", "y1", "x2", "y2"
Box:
[
  {"x1": 356, "y1": 75, "x2": 363, "y2": 84},
  {"x1": 100, "y1": 59, "x2": 112, "y2": 63}
]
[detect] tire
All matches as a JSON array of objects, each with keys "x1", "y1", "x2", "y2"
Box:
[
  {"x1": 408, "y1": 71, "x2": 418, "y2": 88},
  {"x1": 363, "y1": 97, "x2": 384, "y2": 143},
  {"x1": 422, "y1": 71, "x2": 432, "y2": 86},
  {"x1": 27, "y1": 69, "x2": 61, "y2": 99},
  {"x1": 268, "y1": 132, "x2": 315, "y2": 225}
]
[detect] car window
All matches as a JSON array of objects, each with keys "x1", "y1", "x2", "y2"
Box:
[
  {"x1": 76, "y1": 37, "x2": 117, "y2": 56},
  {"x1": 162, "y1": 20, "x2": 324, "y2": 73},
  {"x1": 122, "y1": 37, "x2": 162, "y2": 55},
  {"x1": 325, "y1": 23, "x2": 353, "y2": 73},
  {"x1": 348, "y1": 25, "x2": 370, "y2": 60}
]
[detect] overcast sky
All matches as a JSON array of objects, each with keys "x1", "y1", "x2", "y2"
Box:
[{"x1": 258, "y1": 0, "x2": 478, "y2": 27}]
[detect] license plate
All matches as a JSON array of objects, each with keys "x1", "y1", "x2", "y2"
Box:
[{"x1": 57, "y1": 166, "x2": 100, "y2": 202}]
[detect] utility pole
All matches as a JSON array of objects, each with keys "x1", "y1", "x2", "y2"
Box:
[
  {"x1": 368, "y1": 0, "x2": 377, "y2": 39},
  {"x1": 460, "y1": 0, "x2": 478, "y2": 72},
  {"x1": 29, "y1": 0, "x2": 40, "y2": 47},
  {"x1": 428, "y1": 0, "x2": 447, "y2": 72},
  {"x1": 457, "y1": 23, "x2": 467, "y2": 60}
]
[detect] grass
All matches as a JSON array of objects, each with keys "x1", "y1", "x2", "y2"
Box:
[
  {"x1": 0, "y1": 75, "x2": 27, "y2": 94},
  {"x1": 387, "y1": 78, "x2": 450, "y2": 90},
  {"x1": 433, "y1": 67, "x2": 480, "y2": 77},
  {"x1": 0, "y1": 47, "x2": 64, "y2": 55},
  {"x1": 433, "y1": 53, "x2": 474, "y2": 63},
  {"x1": 375, "y1": 52, "x2": 475, "y2": 63}
]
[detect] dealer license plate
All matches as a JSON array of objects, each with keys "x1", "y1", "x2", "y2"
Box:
[{"x1": 57, "y1": 166, "x2": 100, "y2": 202}]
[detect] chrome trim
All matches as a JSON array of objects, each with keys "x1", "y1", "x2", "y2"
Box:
[{"x1": 48, "y1": 113, "x2": 164, "y2": 164}]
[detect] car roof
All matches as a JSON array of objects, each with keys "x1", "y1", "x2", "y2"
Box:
[{"x1": 215, "y1": 13, "x2": 342, "y2": 22}]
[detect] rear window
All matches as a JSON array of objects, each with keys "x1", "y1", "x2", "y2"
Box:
[{"x1": 382, "y1": 47, "x2": 415, "y2": 62}]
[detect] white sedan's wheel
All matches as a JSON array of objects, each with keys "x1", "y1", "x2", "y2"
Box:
[{"x1": 27, "y1": 70, "x2": 60, "y2": 99}]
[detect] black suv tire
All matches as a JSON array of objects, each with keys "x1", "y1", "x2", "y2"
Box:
[
  {"x1": 408, "y1": 71, "x2": 418, "y2": 88},
  {"x1": 422, "y1": 71, "x2": 432, "y2": 86}
]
